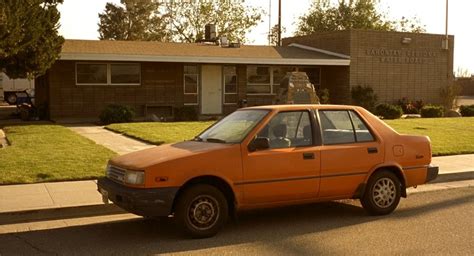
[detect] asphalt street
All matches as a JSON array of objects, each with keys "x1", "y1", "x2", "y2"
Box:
[{"x1": 0, "y1": 187, "x2": 473, "y2": 255}]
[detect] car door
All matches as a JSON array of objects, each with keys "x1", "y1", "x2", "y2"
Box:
[
  {"x1": 318, "y1": 109, "x2": 384, "y2": 198},
  {"x1": 240, "y1": 110, "x2": 321, "y2": 205}
]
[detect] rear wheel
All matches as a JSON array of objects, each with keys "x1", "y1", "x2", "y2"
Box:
[
  {"x1": 361, "y1": 170, "x2": 401, "y2": 215},
  {"x1": 174, "y1": 184, "x2": 228, "y2": 238},
  {"x1": 5, "y1": 93, "x2": 17, "y2": 105}
]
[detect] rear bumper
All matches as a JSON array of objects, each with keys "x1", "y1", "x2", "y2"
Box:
[
  {"x1": 97, "y1": 177, "x2": 179, "y2": 217},
  {"x1": 426, "y1": 165, "x2": 439, "y2": 183}
]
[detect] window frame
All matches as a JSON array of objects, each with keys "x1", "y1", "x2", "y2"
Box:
[
  {"x1": 75, "y1": 62, "x2": 141, "y2": 86},
  {"x1": 246, "y1": 65, "x2": 273, "y2": 95},
  {"x1": 317, "y1": 109, "x2": 377, "y2": 146},
  {"x1": 255, "y1": 109, "x2": 318, "y2": 148},
  {"x1": 223, "y1": 65, "x2": 238, "y2": 105},
  {"x1": 183, "y1": 65, "x2": 200, "y2": 105}
]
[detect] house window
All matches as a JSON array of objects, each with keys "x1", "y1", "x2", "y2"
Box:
[
  {"x1": 224, "y1": 66, "x2": 237, "y2": 94},
  {"x1": 76, "y1": 63, "x2": 140, "y2": 85},
  {"x1": 184, "y1": 65, "x2": 199, "y2": 105},
  {"x1": 247, "y1": 66, "x2": 271, "y2": 94},
  {"x1": 76, "y1": 64, "x2": 107, "y2": 84},
  {"x1": 111, "y1": 64, "x2": 140, "y2": 84},
  {"x1": 224, "y1": 66, "x2": 237, "y2": 104}
]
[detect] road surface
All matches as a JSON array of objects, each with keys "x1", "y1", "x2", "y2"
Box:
[{"x1": 0, "y1": 187, "x2": 473, "y2": 255}]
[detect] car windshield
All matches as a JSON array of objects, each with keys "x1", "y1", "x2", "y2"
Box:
[{"x1": 196, "y1": 110, "x2": 269, "y2": 143}]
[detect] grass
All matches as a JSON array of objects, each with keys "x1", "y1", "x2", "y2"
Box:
[
  {"x1": 107, "y1": 117, "x2": 474, "y2": 157},
  {"x1": 385, "y1": 117, "x2": 474, "y2": 156},
  {"x1": 106, "y1": 121, "x2": 215, "y2": 145},
  {"x1": 0, "y1": 125, "x2": 116, "y2": 184}
]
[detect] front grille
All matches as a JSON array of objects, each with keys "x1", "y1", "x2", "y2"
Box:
[{"x1": 107, "y1": 165, "x2": 126, "y2": 184}]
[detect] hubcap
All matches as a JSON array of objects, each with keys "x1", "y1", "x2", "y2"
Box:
[
  {"x1": 187, "y1": 195, "x2": 219, "y2": 230},
  {"x1": 372, "y1": 178, "x2": 396, "y2": 208}
]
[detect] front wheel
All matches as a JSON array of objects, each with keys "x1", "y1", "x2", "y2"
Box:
[
  {"x1": 174, "y1": 184, "x2": 228, "y2": 238},
  {"x1": 361, "y1": 170, "x2": 401, "y2": 215}
]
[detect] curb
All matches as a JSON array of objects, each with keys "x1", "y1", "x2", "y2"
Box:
[
  {"x1": 0, "y1": 204, "x2": 125, "y2": 225},
  {"x1": 1, "y1": 172, "x2": 472, "y2": 225}
]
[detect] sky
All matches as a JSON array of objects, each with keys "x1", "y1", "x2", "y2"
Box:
[{"x1": 58, "y1": 0, "x2": 473, "y2": 75}]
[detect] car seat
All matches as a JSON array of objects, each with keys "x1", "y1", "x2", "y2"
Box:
[{"x1": 270, "y1": 124, "x2": 291, "y2": 148}]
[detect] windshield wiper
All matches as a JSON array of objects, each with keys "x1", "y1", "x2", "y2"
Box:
[{"x1": 206, "y1": 138, "x2": 226, "y2": 143}]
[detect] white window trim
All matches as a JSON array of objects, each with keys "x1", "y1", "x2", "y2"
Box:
[
  {"x1": 183, "y1": 65, "x2": 199, "y2": 105},
  {"x1": 247, "y1": 65, "x2": 272, "y2": 95},
  {"x1": 223, "y1": 66, "x2": 238, "y2": 104},
  {"x1": 75, "y1": 62, "x2": 141, "y2": 86}
]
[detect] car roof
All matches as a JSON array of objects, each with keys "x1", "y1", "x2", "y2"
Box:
[{"x1": 242, "y1": 104, "x2": 362, "y2": 111}]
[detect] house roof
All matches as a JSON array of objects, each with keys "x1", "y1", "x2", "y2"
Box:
[{"x1": 60, "y1": 40, "x2": 350, "y2": 66}]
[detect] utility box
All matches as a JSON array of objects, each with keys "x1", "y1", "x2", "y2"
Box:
[{"x1": 275, "y1": 71, "x2": 320, "y2": 104}]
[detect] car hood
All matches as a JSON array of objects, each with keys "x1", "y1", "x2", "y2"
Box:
[{"x1": 109, "y1": 141, "x2": 234, "y2": 170}]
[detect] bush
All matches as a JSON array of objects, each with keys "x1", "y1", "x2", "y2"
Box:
[
  {"x1": 396, "y1": 98, "x2": 424, "y2": 114},
  {"x1": 420, "y1": 105, "x2": 444, "y2": 118},
  {"x1": 99, "y1": 104, "x2": 135, "y2": 124},
  {"x1": 375, "y1": 103, "x2": 403, "y2": 119},
  {"x1": 317, "y1": 88, "x2": 330, "y2": 104},
  {"x1": 439, "y1": 83, "x2": 462, "y2": 110},
  {"x1": 459, "y1": 105, "x2": 474, "y2": 117},
  {"x1": 351, "y1": 85, "x2": 378, "y2": 113},
  {"x1": 174, "y1": 106, "x2": 198, "y2": 121}
]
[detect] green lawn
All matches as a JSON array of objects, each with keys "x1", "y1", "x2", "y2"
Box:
[
  {"x1": 0, "y1": 125, "x2": 116, "y2": 184},
  {"x1": 385, "y1": 117, "x2": 474, "y2": 156},
  {"x1": 107, "y1": 117, "x2": 474, "y2": 157},
  {"x1": 106, "y1": 121, "x2": 215, "y2": 145}
]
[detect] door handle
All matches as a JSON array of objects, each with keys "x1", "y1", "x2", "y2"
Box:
[
  {"x1": 303, "y1": 152, "x2": 315, "y2": 160},
  {"x1": 367, "y1": 147, "x2": 378, "y2": 154}
]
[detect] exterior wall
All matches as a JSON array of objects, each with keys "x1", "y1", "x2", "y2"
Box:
[
  {"x1": 46, "y1": 60, "x2": 184, "y2": 119},
  {"x1": 284, "y1": 29, "x2": 454, "y2": 105},
  {"x1": 349, "y1": 30, "x2": 454, "y2": 104}
]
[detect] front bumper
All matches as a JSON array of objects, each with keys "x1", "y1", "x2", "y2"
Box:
[
  {"x1": 97, "y1": 177, "x2": 179, "y2": 217},
  {"x1": 426, "y1": 165, "x2": 439, "y2": 183}
]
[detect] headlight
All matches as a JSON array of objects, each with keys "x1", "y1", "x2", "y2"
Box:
[{"x1": 124, "y1": 170, "x2": 145, "y2": 185}]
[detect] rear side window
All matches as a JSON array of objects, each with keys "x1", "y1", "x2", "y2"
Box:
[
  {"x1": 319, "y1": 110, "x2": 375, "y2": 145},
  {"x1": 349, "y1": 111, "x2": 375, "y2": 142}
]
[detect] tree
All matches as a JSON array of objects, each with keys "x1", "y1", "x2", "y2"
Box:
[
  {"x1": 268, "y1": 24, "x2": 286, "y2": 46},
  {"x1": 0, "y1": 0, "x2": 64, "y2": 79},
  {"x1": 295, "y1": 0, "x2": 425, "y2": 36},
  {"x1": 164, "y1": 1, "x2": 263, "y2": 43},
  {"x1": 98, "y1": 0, "x2": 168, "y2": 41}
]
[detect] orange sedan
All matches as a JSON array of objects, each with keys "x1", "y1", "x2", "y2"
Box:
[{"x1": 98, "y1": 105, "x2": 438, "y2": 238}]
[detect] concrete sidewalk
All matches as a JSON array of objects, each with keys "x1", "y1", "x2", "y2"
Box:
[
  {"x1": 0, "y1": 154, "x2": 472, "y2": 221},
  {"x1": 67, "y1": 124, "x2": 154, "y2": 155}
]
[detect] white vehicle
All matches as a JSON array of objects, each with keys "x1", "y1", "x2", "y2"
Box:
[{"x1": 0, "y1": 73, "x2": 34, "y2": 105}]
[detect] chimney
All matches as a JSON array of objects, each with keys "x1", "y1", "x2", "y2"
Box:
[{"x1": 205, "y1": 24, "x2": 216, "y2": 41}]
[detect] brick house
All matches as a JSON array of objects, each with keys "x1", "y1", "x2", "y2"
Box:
[{"x1": 35, "y1": 29, "x2": 453, "y2": 120}]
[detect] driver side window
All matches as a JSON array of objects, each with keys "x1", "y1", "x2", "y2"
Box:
[{"x1": 257, "y1": 111, "x2": 313, "y2": 149}]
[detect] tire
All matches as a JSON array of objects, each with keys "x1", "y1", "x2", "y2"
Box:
[
  {"x1": 361, "y1": 170, "x2": 401, "y2": 215},
  {"x1": 174, "y1": 184, "x2": 228, "y2": 238},
  {"x1": 6, "y1": 93, "x2": 17, "y2": 105}
]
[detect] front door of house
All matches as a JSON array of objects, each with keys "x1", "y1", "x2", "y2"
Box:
[{"x1": 201, "y1": 65, "x2": 222, "y2": 114}]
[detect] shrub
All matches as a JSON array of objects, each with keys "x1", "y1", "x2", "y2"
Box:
[
  {"x1": 420, "y1": 105, "x2": 444, "y2": 118},
  {"x1": 99, "y1": 104, "x2": 135, "y2": 124},
  {"x1": 317, "y1": 88, "x2": 330, "y2": 104},
  {"x1": 375, "y1": 103, "x2": 403, "y2": 119},
  {"x1": 174, "y1": 106, "x2": 198, "y2": 121},
  {"x1": 351, "y1": 85, "x2": 378, "y2": 113},
  {"x1": 439, "y1": 83, "x2": 462, "y2": 110},
  {"x1": 459, "y1": 105, "x2": 474, "y2": 117},
  {"x1": 396, "y1": 98, "x2": 423, "y2": 114}
]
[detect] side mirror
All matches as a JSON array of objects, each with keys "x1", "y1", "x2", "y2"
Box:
[{"x1": 248, "y1": 137, "x2": 270, "y2": 152}]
